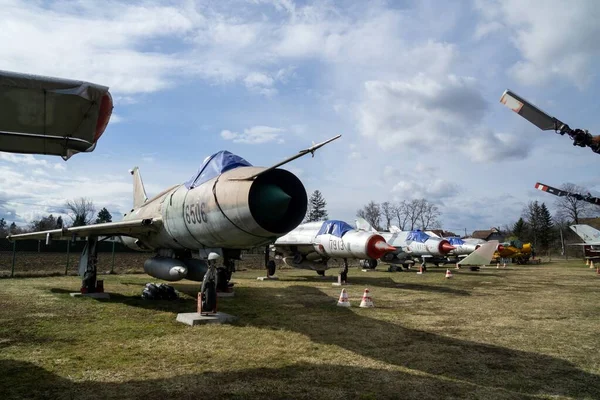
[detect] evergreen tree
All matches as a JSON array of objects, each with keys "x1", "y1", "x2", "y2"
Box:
[
  {"x1": 512, "y1": 217, "x2": 528, "y2": 239},
  {"x1": 56, "y1": 216, "x2": 63, "y2": 228},
  {"x1": 305, "y1": 190, "x2": 328, "y2": 222},
  {"x1": 0, "y1": 217, "x2": 6, "y2": 238},
  {"x1": 538, "y1": 203, "x2": 555, "y2": 252},
  {"x1": 95, "y1": 207, "x2": 113, "y2": 224},
  {"x1": 9, "y1": 222, "x2": 17, "y2": 234}
]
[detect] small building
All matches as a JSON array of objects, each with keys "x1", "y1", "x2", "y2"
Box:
[{"x1": 469, "y1": 227, "x2": 505, "y2": 242}]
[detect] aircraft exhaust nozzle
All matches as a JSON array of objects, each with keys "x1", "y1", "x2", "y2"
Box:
[
  {"x1": 366, "y1": 235, "x2": 397, "y2": 260},
  {"x1": 248, "y1": 169, "x2": 307, "y2": 234},
  {"x1": 439, "y1": 240, "x2": 455, "y2": 254}
]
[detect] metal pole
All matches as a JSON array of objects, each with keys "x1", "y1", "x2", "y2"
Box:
[
  {"x1": 65, "y1": 240, "x2": 70, "y2": 275},
  {"x1": 11, "y1": 241, "x2": 16, "y2": 278},
  {"x1": 111, "y1": 239, "x2": 116, "y2": 274}
]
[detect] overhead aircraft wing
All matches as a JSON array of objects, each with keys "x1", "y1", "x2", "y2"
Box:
[
  {"x1": 0, "y1": 70, "x2": 113, "y2": 160},
  {"x1": 567, "y1": 242, "x2": 600, "y2": 246},
  {"x1": 7, "y1": 217, "x2": 162, "y2": 241}
]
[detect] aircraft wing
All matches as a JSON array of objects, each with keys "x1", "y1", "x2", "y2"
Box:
[
  {"x1": 567, "y1": 242, "x2": 600, "y2": 246},
  {"x1": 0, "y1": 70, "x2": 113, "y2": 160},
  {"x1": 7, "y1": 218, "x2": 162, "y2": 241}
]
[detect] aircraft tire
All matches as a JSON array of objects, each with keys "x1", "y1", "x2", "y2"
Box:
[
  {"x1": 267, "y1": 260, "x2": 276, "y2": 276},
  {"x1": 316, "y1": 270, "x2": 325, "y2": 276},
  {"x1": 202, "y1": 281, "x2": 217, "y2": 312},
  {"x1": 216, "y1": 268, "x2": 229, "y2": 292}
]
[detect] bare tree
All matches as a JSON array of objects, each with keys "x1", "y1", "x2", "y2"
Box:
[
  {"x1": 418, "y1": 200, "x2": 441, "y2": 230},
  {"x1": 407, "y1": 199, "x2": 423, "y2": 230},
  {"x1": 65, "y1": 197, "x2": 96, "y2": 227},
  {"x1": 555, "y1": 183, "x2": 593, "y2": 224},
  {"x1": 356, "y1": 201, "x2": 381, "y2": 231},
  {"x1": 380, "y1": 201, "x2": 395, "y2": 231},
  {"x1": 393, "y1": 200, "x2": 410, "y2": 230}
]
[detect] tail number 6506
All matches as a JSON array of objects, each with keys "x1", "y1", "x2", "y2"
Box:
[{"x1": 185, "y1": 202, "x2": 208, "y2": 224}]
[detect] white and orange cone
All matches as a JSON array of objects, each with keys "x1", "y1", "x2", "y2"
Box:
[
  {"x1": 591, "y1": 260, "x2": 595, "y2": 269},
  {"x1": 417, "y1": 265, "x2": 424, "y2": 275},
  {"x1": 337, "y1": 288, "x2": 351, "y2": 307},
  {"x1": 359, "y1": 288, "x2": 374, "y2": 308},
  {"x1": 445, "y1": 269, "x2": 453, "y2": 279},
  {"x1": 586, "y1": 258, "x2": 590, "y2": 266}
]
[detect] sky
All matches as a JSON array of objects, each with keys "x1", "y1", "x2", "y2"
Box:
[{"x1": 1, "y1": 0, "x2": 600, "y2": 233}]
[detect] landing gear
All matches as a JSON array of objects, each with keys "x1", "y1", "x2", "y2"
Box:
[
  {"x1": 201, "y1": 256, "x2": 218, "y2": 314},
  {"x1": 339, "y1": 258, "x2": 349, "y2": 283},
  {"x1": 316, "y1": 270, "x2": 325, "y2": 277},
  {"x1": 420, "y1": 258, "x2": 427, "y2": 272},
  {"x1": 79, "y1": 236, "x2": 100, "y2": 293},
  {"x1": 267, "y1": 260, "x2": 276, "y2": 277}
]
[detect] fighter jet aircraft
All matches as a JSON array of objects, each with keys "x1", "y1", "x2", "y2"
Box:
[
  {"x1": 271, "y1": 219, "x2": 396, "y2": 282},
  {"x1": 569, "y1": 224, "x2": 600, "y2": 259},
  {"x1": 8, "y1": 135, "x2": 341, "y2": 311},
  {"x1": 355, "y1": 218, "x2": 455, "y2": 270},
  {"x1": 0, "y1": 70, "x2": 113, "y2": 160}
]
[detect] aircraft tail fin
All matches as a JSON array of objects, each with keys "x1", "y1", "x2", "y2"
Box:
[
  {"x1": 458, "y1": 240, "x2": 499, "y2": 266},
  {"x1": 129, "y1": 166, "x2": 148, "y2": 208},
  {"x1": 570, "y1": 224, "x2": 600, "y2": 244},
  {"x1": 355, "y1": 217, "x2": 377, "y2": 232}
]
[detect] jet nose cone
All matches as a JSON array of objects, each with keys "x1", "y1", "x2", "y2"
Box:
[
  {"x1": 439, "y1": 241, "x2": 456, "y2": 254},
  {"x1": 497, "y1": 244, "x2": 505, "y2": 252},
  {"x1": 366, "y1": 235, "x2": 396, "y2": 260}
]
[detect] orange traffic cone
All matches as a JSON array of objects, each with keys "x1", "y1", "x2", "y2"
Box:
[
  {"x1": 445, "y1": 269, "x2": 453, "y2": 279},
  {"x1": 359, "y1": 288, "x2": 374, "y2": 308},
  {"x1": 417, "y1": 265, "x2": 424, "y2": 275},
  {"x1": 596, "y1": 266, "x2": 599, "y2": 275},
  {"x1": 586, "y1": 258, "x2": 590, "y2": 266},
  {"x1": 337, "y1": 288, "x2": 351, "y2": 307}
]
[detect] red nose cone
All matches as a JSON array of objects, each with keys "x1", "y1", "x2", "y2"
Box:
[
  {"x1": 366, "y1": 235, "x2": 396, "y2": 260},
  {"x1": 439, "y1": 240, "x2": 455, "y2": 254},
  {"x1": 497, "y1": 245, "x2": 505, "y2": 252}
]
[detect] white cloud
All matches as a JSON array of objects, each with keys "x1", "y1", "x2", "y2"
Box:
[
  {"x1": 220, "y1": 126, "x2": 285, "y2": 144},
  {"x1": 392, "y1": 179, "x2": 460, "y2": 201},
  {"x1": 356, "y1": 74, "x2": 530, "y2": 162},
  {"x1": 474, "y1": 0, "x2": 600, "y2": 87}
]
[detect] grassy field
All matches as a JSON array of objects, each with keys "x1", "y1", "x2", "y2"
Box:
[{"x1": 1, "y1": 260, "x2": 599, "y2": 399}]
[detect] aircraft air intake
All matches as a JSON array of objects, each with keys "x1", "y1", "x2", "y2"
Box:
[
  {"x1": 438, "y1": 240, "x2": 456, "y2": 254},
  {"x1": 248, "y1": 169, "x2": 307, "y2": 234},
  {"x1": 366, "y1": 235, "x2": 397, "y2": 260}
]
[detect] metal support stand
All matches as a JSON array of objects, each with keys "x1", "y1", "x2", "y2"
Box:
[
  {"x1": 110, "y1": 240, "x2": 116, "y2": 274},
  {"x1": 78, "y1": 236, "x2": 99, "y2": 293},
  {"x1": 11, "y1": 241, "x2": 16, "y2": 278},
  {"x1": 65, "y1": 239, "x2": 70, "y2": 275}
]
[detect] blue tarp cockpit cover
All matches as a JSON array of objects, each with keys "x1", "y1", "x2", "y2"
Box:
[
  {"x1": 406, "y1": 230, "x2": 430, "y2": 243},
  {"x1": 317, "y1": 220, "x2": 354, "y2": 238},
  {"x1": 184, "y1": 150, "x2": 252, "y2": 189},
  {"x1": 447, "y1": 237, "x2": 465, "y2": 246}
]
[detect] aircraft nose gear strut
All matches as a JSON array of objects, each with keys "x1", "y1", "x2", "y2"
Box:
[{"x1": 200, "y1": 253, "x2": 219, "y2": 314}]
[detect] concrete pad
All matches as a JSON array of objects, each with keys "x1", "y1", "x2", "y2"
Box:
[
  {"x1": 70, "y1": 292, "x2": 110, "y2": 299},
  {"x1": 332, "y1": 282, "x2": 351, "y2": 286},
  {"x1": 176, "y1": 312, "x2": 238, "y2": 326},
  {"x1": 361, "y1": 269, "x2": 377, "y2": 272},
  {"x1": 217, "y1": 291, "x2": 235, "y2": 298},
  {"x1": 257, "y1": 276, "x2": 279, "y2": 281}
]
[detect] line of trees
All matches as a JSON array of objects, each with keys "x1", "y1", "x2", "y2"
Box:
[
  {"x1": 0, "y1": 197, "x2": 113, "y2": 238},
  {"x1": 356, "y1": 199, "x2": 441, "y2": 231}
]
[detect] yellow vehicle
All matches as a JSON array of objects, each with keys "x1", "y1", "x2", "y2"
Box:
[{"x1": 493, "y1": 240, "x2": 532, "y2": 264}]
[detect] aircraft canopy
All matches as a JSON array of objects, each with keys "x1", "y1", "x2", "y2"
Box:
[
  {"x1": 316, "y1": 220, "x2": 354, "y2": 238},
  {"x1": 185, "y1": 150, "x2": 252, "y2": 189},
  {"x1": 406, "y1": 230, "x2": 430, "y2": 243},
  {"x1": 447, "y1": 237, "x2": 465, "y2": 245},
  {"x1": 0, "y1": 70, "x2": 113, "y2": 160}
]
